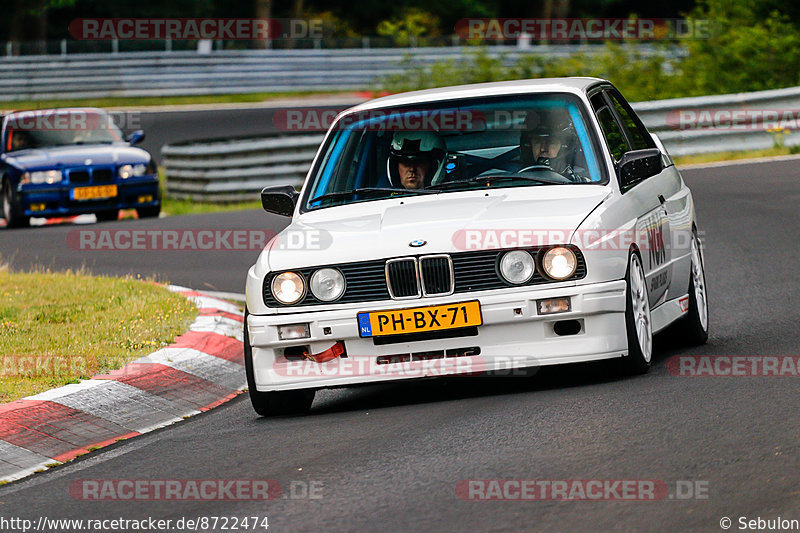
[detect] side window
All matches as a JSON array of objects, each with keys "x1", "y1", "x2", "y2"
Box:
[
  {"x1": 590, "y1": 92, "x2": 628, "y2": 161},
  {"x1": 606, "y1": 90, "x2": 654, "y2": 151}
]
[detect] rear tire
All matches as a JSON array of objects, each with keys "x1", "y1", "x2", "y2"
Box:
[
  {"x1": 95, "y1": 210, "x2": 119, "y2": 222},
  {"x1": 2, "y1": 179, "x2": 30, "y2": 228},
  {"x1": 622, "y1": 252, "x2": 653, "y2": 375},
  {"x1": 674, "y1": 231, "x2": 709, "y2": 345},
  {"x1": 244, "y1": 308, "x2": 315, "y2": 417}
]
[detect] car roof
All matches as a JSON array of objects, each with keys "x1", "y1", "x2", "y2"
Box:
[{"x1": 348, "y1": 77, "x2": 608, "y2": 113}]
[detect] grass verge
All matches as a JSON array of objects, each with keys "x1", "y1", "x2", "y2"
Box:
[
  {"x1": 0, "y1": 268, "x2": 197, "y2": 404},
  {"x1": 161, "y1": 196, "x2": 262, "y2": 216},
  {"x1": 0, "y1": 91, "x2": 350, "y2": 111},
  {"x1": 673, "y1": 146, "x2": 800, "y2": 167}
]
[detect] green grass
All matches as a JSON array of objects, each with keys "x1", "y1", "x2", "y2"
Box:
[
  {"x1": 674, "y1": 146, "x2": 800, "y2": 167},
  {"x1": 161, "y1": 196, "x2": 262, "y2": 216},
  {"x1": 1, "y1": 91, "x2": 351, "y2": 110},
  {"x1": 0, "y1": 268, "x2": 197, "y2": 403}
]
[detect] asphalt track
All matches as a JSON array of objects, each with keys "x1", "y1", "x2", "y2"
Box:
[
  {"x1": 1, "y1": 157, "x2": 800, "y2": 532},
  {"x1": 133, "y1": 99, "x2": 358, "y2": 162}
]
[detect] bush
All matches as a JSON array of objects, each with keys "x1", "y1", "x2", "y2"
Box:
[{"x1": 382, "y1": 1, "x2": 800, "y2": 102}]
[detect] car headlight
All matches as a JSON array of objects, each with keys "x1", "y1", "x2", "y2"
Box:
[
  {"x1": 542, "y1": 247, "x2": 578, "y2": 280},
  {"x1": 310, "y1": 268, "x2": 345, "y2": 302},
  {"x1": 24, "y1": 170, "x2": 62, "y2": 185},
  {"x1": 118, "y1": 163, "x2": 147, "y2": 179},
  {"x1": 271, "y1": 272, "x2": 306, "y2": 305},
  {"x1": 499, "y1": 250, "x2": 535, "y2": 284}
]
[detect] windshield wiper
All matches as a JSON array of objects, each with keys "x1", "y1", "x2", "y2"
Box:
[
  {"x1": 310, "y1": 187, "x2": 437, "y2": 204},
  {"x1": 427, "y1": 175, "x2": 558, "y2": 190}
]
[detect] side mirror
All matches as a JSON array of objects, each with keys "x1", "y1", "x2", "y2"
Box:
[
  {"x1": 261, "y1": 185, "x2": 299, "y2": 217},
  {"x1": 617, "y1": 148, "x2": 663, "y2": 190},
  {"x1": 127, "y1": 130, "x2": 145, "y2": 145}
]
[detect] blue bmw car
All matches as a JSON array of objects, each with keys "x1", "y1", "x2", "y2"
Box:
[{"x1": 0, "y1": 107, "x2": 161, "y2": 228}]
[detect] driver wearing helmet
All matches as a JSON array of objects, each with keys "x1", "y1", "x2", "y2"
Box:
[
  {"x1": 388, "y1": 131, "x2": 446, "y2": 189},
  {"x1": 520, "y1": 110, "x2": 590, "y2": 182}
]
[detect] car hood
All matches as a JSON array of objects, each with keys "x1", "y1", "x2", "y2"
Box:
[
  {"x1": 2, "y1": 144, "x2": 150, "y2": 170},
  {"x1": 262, "y1": 185, "x2": 610, "y2": 272}
]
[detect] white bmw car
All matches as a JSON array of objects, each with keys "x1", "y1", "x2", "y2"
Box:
[{"x1": 244, "y1": 78, "x2": 709, "y2": 416}]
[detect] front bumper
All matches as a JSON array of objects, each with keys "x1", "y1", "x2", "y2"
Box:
[
  {"x1": 18, "y1": 177, "x2": 159, "y2": 217},
  {"x1": 247, "y1": 279, "x2": 628, "y2": 391}
]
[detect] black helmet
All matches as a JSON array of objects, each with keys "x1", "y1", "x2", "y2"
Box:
[
  {"x1": 387, "y1": 131, "x2": 446, "y2": 186},
  {"x1": 520, "y1": 109, "x2": 577, "y2": 170}
]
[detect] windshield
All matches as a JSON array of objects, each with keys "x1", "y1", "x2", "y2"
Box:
[
  {"x1": 302, "y1": 94, "x2": 604, "y2": 212},
  {"x1": 3, "y1": 110, "x2": 123, "y2": 152}
]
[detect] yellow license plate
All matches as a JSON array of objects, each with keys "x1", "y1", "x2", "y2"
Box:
[
  {"x1": 357, "y1": 300, "x2": 482, "y2": 338},
  {"x1": 72, "y1": 185, "x2": 117, "y2": 200}
]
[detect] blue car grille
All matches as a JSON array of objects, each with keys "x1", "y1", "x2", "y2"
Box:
[{"x1": 66, "y1": 167, "x2": 115, "y2": 184}]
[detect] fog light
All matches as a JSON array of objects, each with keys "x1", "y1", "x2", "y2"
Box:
[
  {"x1": 278, "y1": 323, "x2": 310, "y2": 340},
  {"x1": 30, "y1": 203, "x2": 46, "y2": 211},
  {"x1": 137, "y1": 195, "x2": 153, "y2": 203},
  {"x1": 537, "y1": 297, "x2": 571, "y2": 315}
]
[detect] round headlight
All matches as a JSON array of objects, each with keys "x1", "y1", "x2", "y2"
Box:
[
  {"x1": 118, "y1": 164, "x2": 134, "y2": 179},
  {"x1": 542, "y1": 247, "x2": 578, "y2": 280},
  {"x1": 499, "y1": 250, "x2": 535, "y2": 284},
  {"x1": 271, "y1": 272, "x2": 306, "y2": 305},
  {"x1": 310, "y1": 268, "x2": 345, "y2": 302}
]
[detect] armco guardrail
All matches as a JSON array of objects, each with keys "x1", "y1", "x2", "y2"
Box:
[
  {"x1": 633, "y1": 85, "x2": 800, "y2": 156},
  {"x1": 162, "y1": 134, "x2": 325, "y2": 201},
  {"x1": 162, "y1": 85, "x2": 800, "y2": 201},
  {"x1": 0, "y1": 45, "x2": 679, "y2": 101}
]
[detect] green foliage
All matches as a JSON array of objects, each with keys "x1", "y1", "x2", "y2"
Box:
[
  {"x1": 376, "y1": 8, "x2": 441, "y2": 46},
  {"x1": 382, "y1": 44, "x2": 681, "y2": 102},
  {"x1": 676, "y1": 1, "x2": 800, "y2": 95},
  {"x1": 383, "y1": 2, "x2": 800, "y2": 102}
]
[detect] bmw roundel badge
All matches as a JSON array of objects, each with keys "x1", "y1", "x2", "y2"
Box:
[{"x1": 409, "y1": 239, "x2": 427, "y2": 248}]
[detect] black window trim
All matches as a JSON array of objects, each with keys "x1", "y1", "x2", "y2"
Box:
[
  {"x1": 587, "y1": 84, "x2": 631, "y2": 163},
  {"x1": 588, "y1": 83, "x2": 660, "y2": 193},
  {"x1": 603, "y1": 87, "x2": 655, "y2": 152}
]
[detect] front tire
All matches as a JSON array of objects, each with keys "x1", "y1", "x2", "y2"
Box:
[
  {"x1": 622, "y1": 252, "x2": 653, "y2": 374},
  {"x1": 244, "y1": 309, "x2": 315, "y2": 417},
  {"x1": 674, "y1": 231, "x2": 709, "y2": 345},
  {"x1": 2, "y1": 179, "x2": 30, "y2": 228},
  {"x1": 95, "y1": 210, "x2": 119, "y2": 222},
  {"x1": 137, "y1": 204, "x2": 160, "y2": 218}
]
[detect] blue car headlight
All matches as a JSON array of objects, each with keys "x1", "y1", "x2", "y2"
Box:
[
  {"x1": 20, "y1": 170, "x2": 62, "y2": 185},
  {"x1": 119, "y1": 163, "x2": 148, "y2": 179}
]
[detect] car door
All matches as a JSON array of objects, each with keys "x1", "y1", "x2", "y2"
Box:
[{"x1": 589, "y1": 87, "x2": 675, "y2": 307}]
